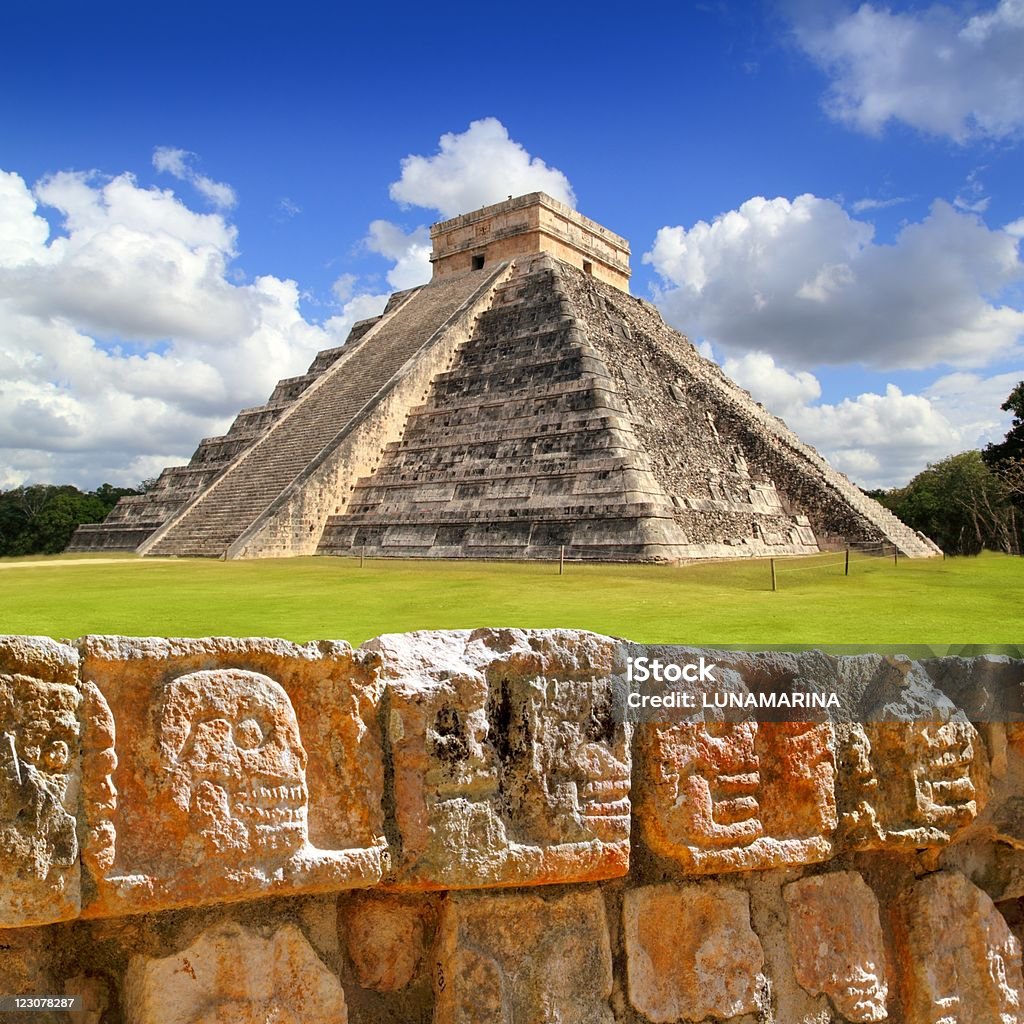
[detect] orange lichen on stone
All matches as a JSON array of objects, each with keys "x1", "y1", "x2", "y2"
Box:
[
  {"x1": 784, "y1": 871, "x2": 889, "y2": 1021},
  {"x1": 77, "y1": 636, "x2": 386, "y2": 917},
  {"x1": 623, "y1": 881, "x2": 764, "y2": 1022},
  {"x1": 0, "y1": 636, "x2": 81, "y2": 927},
  {"x1": 896, "y1": 870, "x2": 1024, "y2": 1023},
  {"x1": 636, "y1": 720, "x2": 836, "y2": 872},
  {"x1": 123, "y1": 921, "x2": 347, "y2": 1024},
  {"x1": 434, "y1": 888, "x2": 614, "y2": 1024}
]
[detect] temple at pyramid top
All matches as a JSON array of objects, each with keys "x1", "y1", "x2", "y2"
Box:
[
  {"x1": 429, "y1": 192, "x2": 632, "y2": 292},
  {"x1": 69, "y1": 192, "x2": 939, "y2": 562}
]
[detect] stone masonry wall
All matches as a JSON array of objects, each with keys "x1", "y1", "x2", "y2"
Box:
[{"x1": 3, "y1": 630, "x2": 1023, "y2": 1022}]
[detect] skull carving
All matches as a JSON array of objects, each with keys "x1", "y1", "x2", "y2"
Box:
[
  {"x1": 0, "y1": 675, "x2": 79, "y2": 879},
  {"x1": 476, "y1": 676, "x2": 630, "y2": 847},
  {"x1": 158, "y1": 670, "x2": 309, "y2": 863}
]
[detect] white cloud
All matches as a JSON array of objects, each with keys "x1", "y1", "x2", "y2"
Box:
[
  {"x1": 0, "y1": 168, "x2": 352, "y2": 488},
  {"x1": 389, "y1": 117, "x2": 575, "y2": 218},
  {"x1": 722, "y1": 351, "x2": 821, "y2": 416},
  {"x1": 331, "y1": 272, "x2": 358, "y2": 303},
  {"x1": 355, "y1": 119, "x2": 577, "y2": 297},
  {"x1": 1, "y1": 121, "x2": 580, "y2": 490},
  {"x1": 364, "y1": 220, "x2": 431, "y2": 290},
  {"x1": 151, "y1": 146, "x2": 189, "y2": 178},
  {"x1": 721, "y1": 350, "x2": 1023, "y2": 487},
  {"x1": 1005, "y1": 218, "x2": 1024, "y2": 239},
  {"x1": 645, "y1": 193, "x2": 1024, "y2": 370},
  {"x1": 794, "y1": 1, "x2": 1024, "y2": 142},
  {"x1": 923, "y1": 369, "x2": 1024, "y2": 449},
  {"x1": 152, "y1": 146, "x2": 237, "y2": 209},
  {"x1": 851, "y1": 195, "x2": 909, "y2": 213}
]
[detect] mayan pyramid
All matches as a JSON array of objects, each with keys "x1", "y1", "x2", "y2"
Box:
[{"x1": 69, "y1": 192, "x2": 939, "y2": 561}]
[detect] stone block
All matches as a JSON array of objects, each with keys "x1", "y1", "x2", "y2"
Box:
[
  {"x1": 636, "y1": 720, "x2": 836, "y2": 872},
  {"x1": 838, "y1": 721, "x2": 983, "y2": 850},
  {"x1": 783, "y1": 871, "x2": 889, "y2": 1021},
  {"x1": 338, "y1": 892, "x2": 431, "y2": 992},
  {"x1": 0, "y1": 924, "x2": 58, "y2": 1016},
  {"x1": 123, "y1": 921, "x2": 347, "y2": 1023},
  {"x1": 78, "y1": 636, "x2": 385, "y2": 917},
  {"x1": 623, "y1": 880, "x2": 764, "y2": 1022},
  {"x1": 896, "y1": 870, "x2": 1024, "y2": 1023},
  {"x1": 434, "y1": 888, "x2": 613, "y2": 1024},
  {"x1": 0, "y1": 636, "x2": 81, "y2": 927},
  {"x1": 371, "y1": 627, "x2": 630, "y2": 889}
]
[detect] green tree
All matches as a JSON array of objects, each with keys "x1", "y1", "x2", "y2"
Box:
[
  {"x1": 0, "y1": 482, "x2": 142, "y2": 556},
  {"x1": 885, "y1": 451, "x2": 1019, "y2": 556},
  {"x1": 983, "y1": 381, "x2": 1024, "y2": 468}
]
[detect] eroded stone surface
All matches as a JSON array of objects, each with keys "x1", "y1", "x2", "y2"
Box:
[
  {"x1": 636, "y1": 720, "x2": 836, "y2": 872},
  {"x1": 78, "y1": 636, "x2": 385, "y2": 917},
  {"x1": 839, "y1": 721, "x2": 982, "y2": 850},
  {"x1": 784, "y1": 871, "x2": 889, "y2": 1021},
  {"x1": 123, "y1": 921, "x2": 347, "y2": 1024},
  {"x1": 623, "y1": 880, "x2": 764, "y2": 1022},
  {"x1": 370, "y1": 628, "x2": 630, "y2": 889},
  {"x1": 434, "y1": 888, "x2": 613, "y2": 1024},
  {"x1": 338, "y1": 892, "x2": 430, "y2": 992},
  {"x1": 0, "y1": 636, "x2": 81, "y2": 927},
  {"x1": 897, "y1": 870, "x2": 1024, "y2": 1023}
]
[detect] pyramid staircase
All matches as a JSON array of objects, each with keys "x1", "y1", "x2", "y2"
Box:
[{"x1": 139, "y1": 265, "x2": 509, "y2": 558}]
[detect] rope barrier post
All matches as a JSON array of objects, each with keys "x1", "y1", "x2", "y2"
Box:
[
  {"x1": 845, "y1": 547, "x2": 850, "y2": 576},
  {"x1": 559, "y1": 545, "x2": 565, "y2": 576},
  {"x1": 360, "y1": 544, "x2": 365, "y2": 569},
  {"x1": 770, "y1": 557, "x2": 777, "y2": 592}
]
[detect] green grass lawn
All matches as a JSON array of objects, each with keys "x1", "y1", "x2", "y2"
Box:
[{"x1": 0, "y1": 550, "x2": 1020, "y2": 646}]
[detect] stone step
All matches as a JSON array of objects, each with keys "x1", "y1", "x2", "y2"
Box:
[{"x1": 144, "y1": 274, "x2": 489, "y2": 557}]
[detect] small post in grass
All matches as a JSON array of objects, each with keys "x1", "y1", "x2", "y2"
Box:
[
  {"x1": 845, "y1": 547, "x2": 850, "y2": 577},
  {"x1": 559, "y1": 545, "x2": 565, "y2": 576},
  {"x1": 360, "y1": 544, "x2": 365, "y2": 568},
  {"x1": 770, "y1": 557, "x2": 777, "y2": 592}
]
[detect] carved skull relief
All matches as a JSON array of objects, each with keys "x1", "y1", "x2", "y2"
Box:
[
  {"x1": 158, "y1": 669, "x2": 309, "y2": 863},
  {"x1": 488, "y1": 676, "x2": 630, "y2": 846},
  {"x1": 641, "y1": 721, "x2": 764, "y2": 858},
  {"x1": 0, "y1": 675, "x2": 79, "y2": 882},
  {"x1": 840, "y1": 721, "x2": 979, "y2": 849},
  {"x1": 639, "y1": 720, "x2": 836, "y2": 871}
]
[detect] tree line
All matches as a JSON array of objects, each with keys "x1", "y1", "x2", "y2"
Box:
[
  {"x1": 0, "y1": 482, "x2": 144, "y2": 556},
  {"x1": 870, "y1": 382, "x2": 1024, "y2": 556}
]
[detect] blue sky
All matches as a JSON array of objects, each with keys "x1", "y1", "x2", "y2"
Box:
[{"x1": 1, "y1": 0, "x2": 1022, "y2": 489}]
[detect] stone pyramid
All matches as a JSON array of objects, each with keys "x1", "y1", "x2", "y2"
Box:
[{"x1": 70, "y1": 192, "x2": 939, "y2": 561}]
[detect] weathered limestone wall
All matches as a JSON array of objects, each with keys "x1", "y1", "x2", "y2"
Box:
[{"x1": 3, "y1": 630, "x2": 1024, "y2": 1022}]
